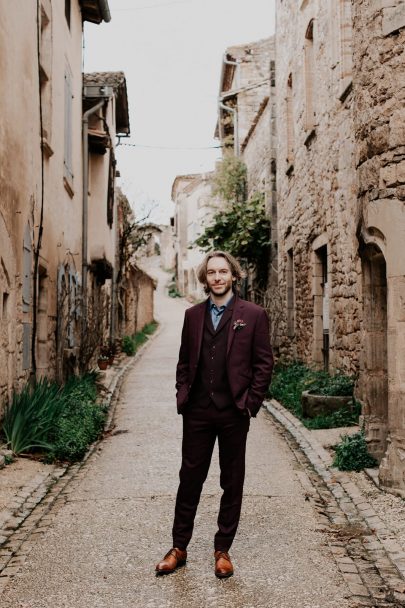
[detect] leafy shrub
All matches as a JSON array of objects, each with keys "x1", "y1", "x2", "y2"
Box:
[
  {"x1": 122, "y1": 335, "x2": 136, "y2": 356},
  {"x1": 333, "y1": 431, "x2": 378, "y2": 471},
  {"x1": 269, "y1": 361, "x2": 358, "y2": 429},
  {"x1": 122, "y1": 322, "x2": 158, "y2": 356}
]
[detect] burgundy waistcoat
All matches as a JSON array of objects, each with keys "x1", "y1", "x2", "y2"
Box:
[{"x1": 188, "y1": 306, "x2": 234, "y2": 409}]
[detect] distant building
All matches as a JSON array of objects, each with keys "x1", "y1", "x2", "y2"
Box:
[{"x1": 172, "y1": 173, "x2": 220, "y2": 300}]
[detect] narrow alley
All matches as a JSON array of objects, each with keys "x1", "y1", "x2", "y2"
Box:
[{"x1": 0, "y1": 273, "x2": 353, "y2": 608}]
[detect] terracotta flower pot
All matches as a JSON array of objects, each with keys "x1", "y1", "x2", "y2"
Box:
[{"x1": 98, "y1": 359, "x2": 108, "y2": 371}]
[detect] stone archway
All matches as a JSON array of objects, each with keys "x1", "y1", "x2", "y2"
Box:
[{"x1": 360, "y1": 243, "x2": 388, "y2": 461}]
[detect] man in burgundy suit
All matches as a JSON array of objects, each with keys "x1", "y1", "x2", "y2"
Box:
[{"x1": 155, "y1": 251, "x2": 273, "y2": 578}]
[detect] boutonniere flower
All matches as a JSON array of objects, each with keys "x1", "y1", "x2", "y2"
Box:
[{"x1": 233, "y1": 319, "x2": 247, "y2": 331}]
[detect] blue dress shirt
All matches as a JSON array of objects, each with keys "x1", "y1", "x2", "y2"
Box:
[{"x1": 209, "y1": 296, "x2": 233, "y2": 330}]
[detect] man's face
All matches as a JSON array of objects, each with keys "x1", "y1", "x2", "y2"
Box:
[{"x1": 206, "y1": 256, "x2": 234, "y2": 297}]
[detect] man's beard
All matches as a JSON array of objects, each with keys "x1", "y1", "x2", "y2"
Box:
[{"x1": 209, "y1": 283, "x2": 232, "y2": 297}]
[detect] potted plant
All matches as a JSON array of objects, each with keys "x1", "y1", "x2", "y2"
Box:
[
  {"x1": 97, "y1": 353, "x2": 109, "y2": 370},
  {"x1": 301, "y1": 372, "x2": 355, "y2": 418}
]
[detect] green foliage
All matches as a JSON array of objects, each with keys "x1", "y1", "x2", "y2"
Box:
[
  {"x1": 122, "y1": 335, "x2": 136, "y2": 356},
  {"x1": 195, "y1": 192, "x2": 271, "y2": 269},
  {"x1": 302, "y1": 371, "x2": 354, "y2": 396},
  {"x1": 2, "y1": 378, "x2": 66, "y2": 454},
  {"x1": 48, "y1": 373, "x2": 106, "y2": 462},
  {"x1": 122, "y1": 322, "x2": 158, "y2": 356},
  {"x1": 212, "y1": 155, "x2": 247, "y2": 202},
  {"x1": 1, "y1": 372, "x2": 106, "y2": 462},
  {"x1": 194, "y1": 156, "x2": 271, "y2": 284},
  {"x1": 333, "y1": 431, "x2": 378, "y2": 471},
  {"x1": 304, "y1": 401, "x2": 361, "y2": 430},
  {"x1": 269, "y1": 361, "x2": 359, "y2": 429}
]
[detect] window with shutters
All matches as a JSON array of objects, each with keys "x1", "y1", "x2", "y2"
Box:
[{"x1": 64, "y1": 65, "x2": 74, "y2": 194}]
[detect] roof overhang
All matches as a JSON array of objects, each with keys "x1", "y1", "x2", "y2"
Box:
[
  {"x1": 83, "y1": 72, "x2": 130, "y2": 136},
  {"x1": 80, "y1": 0, "x2": 111, "y2": 24}
]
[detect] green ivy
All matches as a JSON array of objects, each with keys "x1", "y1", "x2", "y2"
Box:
[{"x1": 194, "y1": 156, "x2": 271, "y2": 284}]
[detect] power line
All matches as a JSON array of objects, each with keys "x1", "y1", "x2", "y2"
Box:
[
  {"x1": 113, "y1": 1, "x2": 191, "y2": 11},
  {"x1": 118, "y1": 142, "x2": 222, "y2": 151}
]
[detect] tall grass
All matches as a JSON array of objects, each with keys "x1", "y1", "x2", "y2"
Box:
[
  {"x1": 2, "y1": 378, "x2": 66, "y2": 454},
  {"x1": 1, "y1": 371, "x2": 106, "y2": 461}
]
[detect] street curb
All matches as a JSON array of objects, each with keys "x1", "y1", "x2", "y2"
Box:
[
  {"x1": 264, "y1": 398, "x2": 405, "y2": 602},
  {"x1": 0, "y1": 325, "x2": 161, "y2": 582}
]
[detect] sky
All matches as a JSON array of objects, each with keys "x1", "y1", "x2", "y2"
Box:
[{"x1": 83, "y1": 0, "x2": 275, "y2": 224}]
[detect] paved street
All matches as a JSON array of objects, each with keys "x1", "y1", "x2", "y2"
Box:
[{"x1": 1, "y1": 272, "x2": 352, "y2": 608}]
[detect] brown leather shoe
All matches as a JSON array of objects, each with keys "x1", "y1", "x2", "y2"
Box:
[
  {"x1": 214, "y1": 550, "x2": 234, "y2": 579},
  {"x1": 155, "y1": 547, "x2": 187, "y2": 575}
]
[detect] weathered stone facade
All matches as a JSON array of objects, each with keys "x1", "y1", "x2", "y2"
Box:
[
  {"x1": 275, "y1": 0, "x2": 405, "y2": 495},
  {"x1": 276, "y1": 0, "x2": 360, "y2": 372},
  {"x1": 351, "y1": 0, "x2": 405, "y2": 494}
]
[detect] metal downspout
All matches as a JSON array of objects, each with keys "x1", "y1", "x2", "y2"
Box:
[{"x1": 82, "y1": 100, "x2": 105, "y2": 334}]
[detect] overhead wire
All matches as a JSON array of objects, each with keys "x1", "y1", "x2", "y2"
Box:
[{"x1": 117, "y1": 141, "x2": 222, "y2": 150}]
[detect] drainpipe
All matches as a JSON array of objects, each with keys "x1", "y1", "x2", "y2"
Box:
[
  {"x1": 82, "y1": 100, "x2": 105, "y2": 333},
  {"x1": 97, "y1": 0, "x2": 111, "y2": 22}
]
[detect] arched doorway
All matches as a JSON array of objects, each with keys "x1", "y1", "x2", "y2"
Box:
[{"x1": 360, "y1": 243, "x2": 388, "y2": 461}]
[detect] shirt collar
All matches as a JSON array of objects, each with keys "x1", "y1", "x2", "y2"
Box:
[{"x1": 209, "y1": 294, "x2": 234, "y2": 311}]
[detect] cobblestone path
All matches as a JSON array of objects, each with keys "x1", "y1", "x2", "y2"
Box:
[{"x1": 0, "y1": 271, "x2": 362, "y2": 607}]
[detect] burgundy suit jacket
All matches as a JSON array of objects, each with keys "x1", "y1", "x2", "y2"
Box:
[{"x1": 176, "y1": 294, "x2": 274, "y2": 417}]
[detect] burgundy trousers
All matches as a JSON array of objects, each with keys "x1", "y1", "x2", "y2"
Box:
[{"x1": 172, "y1": 402, "x2": 250, "y2": 552}]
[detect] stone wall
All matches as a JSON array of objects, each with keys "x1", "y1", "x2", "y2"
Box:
[
  {"x1": 352, "y1": 0, "x2": 405, "y2": 494},
  {"x1": 275, "y1": 0, "x2": 360, "y2": 373}
]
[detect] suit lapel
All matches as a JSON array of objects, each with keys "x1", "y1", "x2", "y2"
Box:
[
  {"x1": 227, "y1": 295, "x2": 245, "y2": 355},
  {"x1": 195, "y1": 300, "x2": 208, "y2": 360}
]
